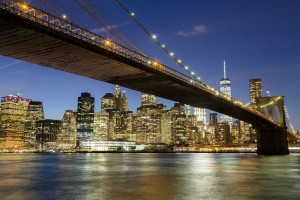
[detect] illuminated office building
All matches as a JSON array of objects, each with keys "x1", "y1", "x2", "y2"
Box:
[
  {"x1": 168, "y1": 103, "x2": 200, "y2": 145},
  {"x1": 141, "y1": 93, "x2": 156, "y2": 106},
  {"x1": 231, "y1": 120, "x2": 240, "y2": 143},
  {"x1": 186, "y1": 115, "x2": 202, "y2": 146},
  {"x1": 209, "y1": 113, "x2": 218, "y2": 124},
  {"x1": 113, "y1": 111, "x2": 134, "y2": 141},
  {"x1": 220, "y1": 60, "x2": 232, "y2": 124},
  {"x1": 112, "y1": 85, "x2": 128, "y2": 112},
  {"x1": 194, "y1": 107, "x2": 207, "y2": 130},
  {"x1": 216, "y1": 123, "x2": 231, "y2": 144},
  {"x1": 57, "y1": 110, "x2": 77, "y2": 148},
  {"x1": 184, "y1": 105, "x2": 191, "y2": 115},
  {"x1": 169, "y1": 103, "x2": 185, "y2": 115},
  {"x1": 121, "y1": 91, "x2": 129, "y2": 112},
  {"x1": 77, "y1": 92, "x2": 94, "y2": 147},
  {"x1": 171, "y1": 114, "x2": 188, "y2": 145},
  {"x1": 207, "y1": 124, "x2": 216, "y2": 143},
  {"x1": 0, "y1": 94, "x2": 31, "y2": 148},
  {"x1": 36, "y1": 119, "x2": 61, "y2": 150},
  {"x1": 24, "y1": 101, "x2": 44, "y2": 145},
  {"x1": 94, "y1": 110, "x2": 109, "y2": 141},
  {"x1": 101, "y1": 93, "x2": 116, "y2": 111},
  {"x1": 161, "y1": 112, "x2": 172, "y2": 144},
  {"x1": 248, "y1": 79, "x2": 262, "y2": 143},
  {"x1": 114, "y1": 85, "x2": 122, "y2": 111},
  {"x1": 249, "y1": 78, "x2": 262, "y2": 105},
  {"x1": 134, "y1": 93, "x2": 166, "y2": 144}
]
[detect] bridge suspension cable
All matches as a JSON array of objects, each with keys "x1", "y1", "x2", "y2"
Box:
[
  {"x1": 71, "y1": 0, "x2": 133, "y2": 49},
  {"x1": 284, "y1": 105, "x2": 296, "y2": 133},
  {"x1": 73, "y1": 0, "x2": 147, "y2": 56},
  {"x1": 115, "y1": 0, "x2": 202, "y2": 82},
  {"x1": 39, "y1": 0, "x2": 61, "y2": 17}
]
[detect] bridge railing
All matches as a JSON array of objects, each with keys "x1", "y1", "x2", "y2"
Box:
[{"x1": 0, "y1": 0, "x2": 278, "y2": 126}]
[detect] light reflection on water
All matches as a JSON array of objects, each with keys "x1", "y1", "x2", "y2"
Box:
[{"x1": 0, "y1": 153, "x2": 299, "y2": 200}]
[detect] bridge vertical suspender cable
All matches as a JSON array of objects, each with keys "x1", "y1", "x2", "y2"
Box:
[
  {"x1": 72, "y1": 0, "x2": 131, "y2": 48},
  {"x1": 39, "y1": 0, "x2": 62, "y2": 18},
  {"x1": 77, "y1": 0, "x2": 147, "y2": 56},
  {"x1": 284, "y1": 105, "x2": 296, "y2": 133}
]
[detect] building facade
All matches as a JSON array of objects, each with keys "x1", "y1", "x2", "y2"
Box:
[
  {"x1": 0, "y1": 94, "x2": 31, "y2": 148},
  {"x1": 24, "y1": 101, "x2": 44, "y2": 146},
  {"x1": 36, "y1": 119, "x2": 61, "y2": 150},
  {"x1": 94, "y1": 110, "x2": 109, "y2": 141},
  {"x1": 58, "y1": 110, "x2": 77, "y2": 148},
  {"x1": 220, "y1": 60, "x2": 232, "y2": 124},
  {"x1": 194, "y1": 107, "x2": 207, "y2": 131},
  {"x1": 249, "y1": 78, "x2": 262, "y2": 105},
  {"x1": 77, "y1": 92, "x2": 94, "y2": 147},
  {"x1": 209, "y1": 113, "x2": 218, "y2": 125}
]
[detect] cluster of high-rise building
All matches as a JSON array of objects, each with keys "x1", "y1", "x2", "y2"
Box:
[{"x1": 0, "y1": 62, "x2": 265, "y2": 151}]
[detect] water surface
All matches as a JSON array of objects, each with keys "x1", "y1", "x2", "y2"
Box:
[{"x1": 0, "y1": 153, "x2": 299, "y2": 200}]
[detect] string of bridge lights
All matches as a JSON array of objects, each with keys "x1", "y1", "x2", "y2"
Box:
[
  {"x1": 252, "y1": 96, "x2": 282, "y2": 109},
  {"x1": 251, "y1": 96, "x2": 296, "y2": 133},
  {"x1": 284, "y1": 105, "x2": 296, "y2": 133},
  {"x1": 115, "y1": 0, "x2": 201, "y2": 82}
]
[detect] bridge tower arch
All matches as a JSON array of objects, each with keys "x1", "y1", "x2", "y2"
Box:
[
  {"x1": 256, "y1": 96, "x2": 286, "y2": 128},
  {"x1": 255, "y1": 96, "x2": 289, "y2": 155}
]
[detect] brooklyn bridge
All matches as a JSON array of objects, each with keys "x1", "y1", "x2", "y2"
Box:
[{"x1": 0, "y1": 0, "x2": 298, "y2": 154}]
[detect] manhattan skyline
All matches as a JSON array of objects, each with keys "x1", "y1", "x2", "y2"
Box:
[{"x1": 0, "y1": 0, "x2": 299, "y2": 131}]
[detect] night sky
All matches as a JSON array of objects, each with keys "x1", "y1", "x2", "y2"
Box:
[{"x1": 0, "y1": 0, "x2": 299, "y2": 131}]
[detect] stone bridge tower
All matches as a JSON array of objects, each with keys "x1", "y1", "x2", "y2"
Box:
[{"x1": 254, "y1": 96, "x2": 289, "y2": 154}]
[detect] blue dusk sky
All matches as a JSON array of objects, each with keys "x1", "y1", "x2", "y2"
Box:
[{"x1": 0, "y1": 0, "x2": 299, "y2": 131}]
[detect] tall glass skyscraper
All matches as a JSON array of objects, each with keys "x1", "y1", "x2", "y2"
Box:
[
  {"x1": 194, "y1": 107, "x2": 207, "y2": 130},
  {"x1": 24, "y1": 101, "x2": 44, "y2": 145},
  {"x1": 249, "y1": 78, "x2": 262, "y2": 105},
  {"x1": 77, "y1": 92, "x2": 94, "y2": 147},
  {"x1": 220, "y1": 60, "x2": 232, "y2": 124},
  {"x1": 58, "y1": 110, "x2": 77, "y2": 148}
]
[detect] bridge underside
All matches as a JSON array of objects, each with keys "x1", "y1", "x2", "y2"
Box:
[
  {"x1": 0, "y1": 9, "x2": 291, "y2": 154},
  {"x1": 0, "y1": 10, "x2": 276, "y2": 128}
]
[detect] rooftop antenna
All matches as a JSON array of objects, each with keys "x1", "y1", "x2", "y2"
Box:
[{"x1": 223, "y1": 60, "x2": 226, "y2": 79}]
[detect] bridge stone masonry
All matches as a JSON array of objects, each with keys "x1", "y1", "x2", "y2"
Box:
[
  {"x1": 255, "y1": 96, "x2": 289, "y2": 154},
  {"x1": 0, "y1": 0, "x2": 296, "y2": 154}
]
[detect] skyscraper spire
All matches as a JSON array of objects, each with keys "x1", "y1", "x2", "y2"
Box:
[
  {"x1": 224, "y1": 60, "x2": 226, "y2": 79},
  {"x1": 220, "y1": 60, "x2": 232, "y2": 125}
]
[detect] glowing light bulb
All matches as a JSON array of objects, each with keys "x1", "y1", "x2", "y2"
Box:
[
  {"x1": 170, "y1": 52, "x2": 174, "y2": 56},
  {"x1": 62, "y1": 14, "x2": 67, "y2": 19},
  {"x1": 184, "y1": 66, "x2": 188, "y2": 70},
  {"x1": 152, "y1": 34, "x2": 157, "y2": 39},
  {"x1": 130, "y1": 12, "x2": 135, "y2": 16},
  {"x1": 161, "y1": 44, "x2": 165, "y2": 48}
]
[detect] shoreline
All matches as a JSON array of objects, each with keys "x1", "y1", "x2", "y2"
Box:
[{"x1": 1, "y1": 149, "x2": 299, "y2": 154}]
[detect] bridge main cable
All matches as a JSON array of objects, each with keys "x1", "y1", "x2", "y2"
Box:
[
  {"x1": 75, "y1": 0, "x2": 147, "y2": 56},
  {"x1": 115, "y1": 0, "x2": 202, "y2": 82},
  {"x1": 72, "y1": 0, "x2": 128, "y2": 48}
]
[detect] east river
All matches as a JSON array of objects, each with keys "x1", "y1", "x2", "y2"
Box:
[{"x1": 0, "y1": 153, "x2": 299, "y2": 200}]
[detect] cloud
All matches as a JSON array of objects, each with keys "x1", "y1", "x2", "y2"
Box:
[
  {"x1": 90, "y1": 22, "x2": 128, "y2": 35},
  {"x1": 0, "y1": 60, "x2": 22, "y2": 70},
  {"x1": 176, "y1": 24, "x2": 207, "y2": 37}
]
